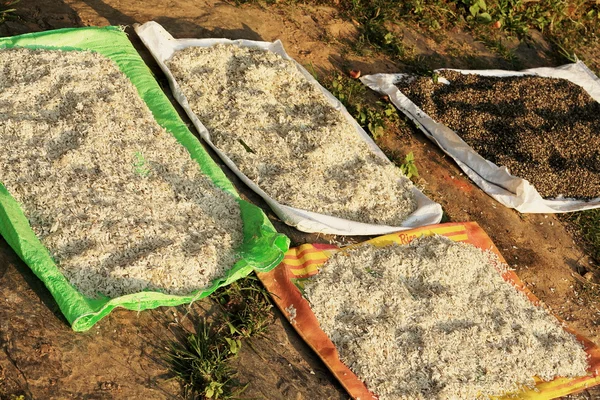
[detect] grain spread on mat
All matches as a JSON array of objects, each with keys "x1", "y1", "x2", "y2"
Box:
[
  {"x1": 397, "y1": 71, "x2": 600, "y2": 199},
  {"x1": 0, "y1": 48, "x2": 243, "y2": 298},
  {"x1": 304, "y1": 236, "x2": 589, "y2": 399},
  {"x1": 166, "y1": 44, "x2": 417, "y2": 225}
]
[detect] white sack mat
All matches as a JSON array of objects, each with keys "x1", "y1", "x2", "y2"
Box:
[
  {"x1": 361, "y1": 62, "x2": 600, "y2": 213},
  {"x1": 135, "y1": 21, "x2": 443, "y2": 235}
]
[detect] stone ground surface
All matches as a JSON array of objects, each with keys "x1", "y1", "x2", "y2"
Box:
[{"x1": 0, "y1": 0, "x2": 599, "y2": 399}]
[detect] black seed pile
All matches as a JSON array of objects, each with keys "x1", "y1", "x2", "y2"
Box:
[{"x1": 397, "y1": 71, "x2": 600, "y2": 199}]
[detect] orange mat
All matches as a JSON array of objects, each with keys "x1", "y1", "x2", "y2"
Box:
[{"x1": 257, "y1": 222, "x2": 600, "y2": 399}]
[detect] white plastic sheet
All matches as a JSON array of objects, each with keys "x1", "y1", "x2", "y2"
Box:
[
  {"x1": 361, "y1": 62, "x2": 600, "y2": 213},
  {"x1": 135, "y1": 21, "x2": 443, "y2": 235}
]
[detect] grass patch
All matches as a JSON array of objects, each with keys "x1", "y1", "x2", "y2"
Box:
[
  {"x1": 167, "y1": 318, "x2": 246, "y2": 400},
  {"x1": 340, "y1": 0, "x2": 408, "y2": 58},
  {"x1": 230, "y1": 0, "x2": 599, "y2": 68},
  {"x1": 477, "y1": 33, "x2": 522, "y2": 68},
  {"x1": 0, "y1": 0, "x2": 18, "y2": 24},
  {"x1": 211, "y1": 275, "x2": 274, "y2": 339},
  {"x1": 565, "y1": 209, "x2": 600, "y2": 266},
  {"x1": 315, "y1": 0, "x2": 599, "y2": 68},
  {"x1": 402, "y1": 0, "x2": 600, "y2": 45},
  {"x1": 166, "y1": 275, "x2": 275, "y2": 399}
]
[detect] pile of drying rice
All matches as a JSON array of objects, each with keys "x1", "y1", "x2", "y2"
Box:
[
  {"x1": 397, "y1": 72, "x2": 600, "y2": 199},
  {"x1": 304, "y1": 236, "x2": 589, "y2": 399},
  {"x1": 0, "y1": 48, "x2": 243, "y2": 298},
  {"x1": 166, "y1": 45, "x2": 416, "y2": 226}
]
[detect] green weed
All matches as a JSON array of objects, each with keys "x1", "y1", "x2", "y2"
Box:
[
  {"x1": 492, "y1": 0, "x2": 530, "y2": 37},
  {"x1": 0, "y1": 0, "x2": 18, "y2": 24},
  {"x1": 407, "y1": 0, "x2": 457, "y2": 30},
  {"x1": 166, "y1": 276, "x2": 274, "y2": 399},
  {"x1": 551, "y1": 38, "x2": 579, "y2": 63},
  {"x1": 336, "y1": 0, "x2": 411, "y2": 59},
  {"x1": 231, "y1": 0, "x2": 598, "y2": 71},
  {"x1": 166, "y1": 318, "x2": 247, "y2": 400},
  {"x1": 478, "y1": 33, "x2": 522, "y2": 68},
  {"x1": 211, "y1": 275, "x2": 274, "y2": 339},
  {"x1": 324, "y1": 73, "x2": 398, "y2": 140},
  {"x1": 400, "y1": 0, "x2": 600, "y2": 41},
  {"x1": 565, "y1": 209, "x2": 600, "y2": 266},
  {"x1": 325, "y1": 0, "x2": 599, "y2": 70},
  {"x1": 133, "y1": 151, "x2": 150, "y2": 177},
  {"x1": 472, "y1": 0, "x2": 597, "y2": 59},
  {"x1": 459, "y1": 0, "x2": 492, "y2": 24},
  {"x1": 399, "y1": 151, "x2": 419, "y2": 179}
]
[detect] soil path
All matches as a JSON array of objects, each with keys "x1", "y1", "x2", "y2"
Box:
[{"x1": 1, "y1": 0, "x2": 599, "y2": 399}]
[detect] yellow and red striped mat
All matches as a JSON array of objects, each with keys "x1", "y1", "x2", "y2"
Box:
[{"x1": 257, "y1": 222, "x2": 600, "y2": 400}]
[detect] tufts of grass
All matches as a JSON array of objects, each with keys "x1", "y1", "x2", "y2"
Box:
[
  {"x1": 166, "y1": 318, "x2": 247, "y2": 400},
  {"x1": 0, "y1": 0, "x2": 19, "y2": 24},
  {"x1": 211, "y1": 275, "x2": 274, "y2": 339},
  {"x1": 566, "y1": 209, "x2": 600, "y2": 266},
  {"x1": 311, "y1": 0, "x2": 599, "y2": 70},
  {"x1": 405, "y1": 0, "x2": 599, "y2": 64},
  {"x1": 166, "y1": 275, "x2": 275, "y2": 399},
  {"x1": 229, "y1": 0, "x2": 598, "y2": 70},
  {"x1": 399, "y1": 0, "x2": 600, "y2": 41},
  {"x1": 477, "y1": 33, "x2": 522, "y2": 68},
  {"x1": 334, "y1": 0, "x2": 412, "y2": 60},
  {"x1": 403, "y1": 0, "x2": 458, "y2": 30}
]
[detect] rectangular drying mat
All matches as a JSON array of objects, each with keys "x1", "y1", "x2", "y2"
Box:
[
  {"x1": 0, "y1": 26, "x2": 289, "y2": 332},
  {"x1": 361, "y1": 63, "x2": 600, "y2": 213},
  {"x1": 135, "y1": 21, "x2": 443, "y2": 235},
  {"x1": 257, "y1": 222, "x2": 600, "y2": 399}
]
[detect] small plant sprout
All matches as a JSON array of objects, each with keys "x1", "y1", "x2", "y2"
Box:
[
  {"x1": 133, "y1": 151, "x2": 150, "y2": 177},
  {"x1": 399, "y1": 152, "x2": 419, "y2": 179}
]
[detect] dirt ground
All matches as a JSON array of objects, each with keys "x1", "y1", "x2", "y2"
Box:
[{"x1": 1, "y1": 0, "x2": 599, "y2": 399}]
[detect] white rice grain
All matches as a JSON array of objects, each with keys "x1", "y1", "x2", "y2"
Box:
[
  {"x1": 304, "y1": 236, "x2": 589, "y2": 399},
  {"x1": 166, "y1": 44, "x2": 416, "y2": 226},
  {"x1": 0, "y1": 48, "x2": 243, "y2": 299}
]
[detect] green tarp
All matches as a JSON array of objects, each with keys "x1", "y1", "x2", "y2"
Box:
[{"x1": 0, "y1": 26, "x2": 289, "y2": 331}]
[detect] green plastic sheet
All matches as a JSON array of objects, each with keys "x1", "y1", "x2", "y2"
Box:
[{"x1": 0, "y1": 26, "x2": 290, "y2": 331}]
